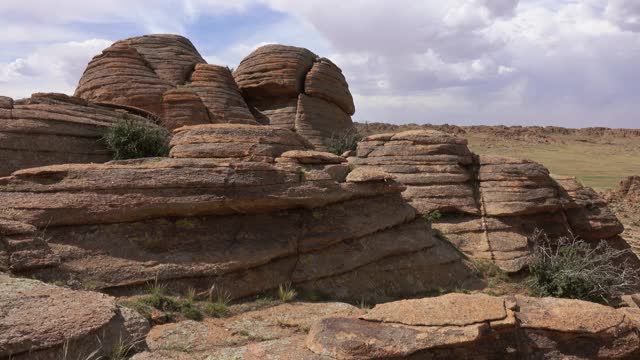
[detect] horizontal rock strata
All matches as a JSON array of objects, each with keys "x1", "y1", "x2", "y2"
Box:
[
  {"x1": 75, "y1": 35, "x2": 256, "y2": 127},
  {"x1": 350, "y1": 130, "x2": 628, "y2": 272},
  {"x1": 0, "y1": 124, "x2": 479, "y2": 301},
  {"x1": 0, "y1": 93, "x2": 156, "y2": 177},
  {"x1": 234, "y1": 44, "x2": 356, "y2": 150}
]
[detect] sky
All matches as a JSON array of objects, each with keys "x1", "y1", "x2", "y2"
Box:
[{"x1": 1, "y1": 0, "x2": 639, "y2": 128}]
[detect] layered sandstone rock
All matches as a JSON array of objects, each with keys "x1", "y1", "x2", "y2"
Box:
[
  {"x1": 76, "y1": 37, "x2": 356, "y2": 147},
  {"x1": 186, "y1": 64, "x2": 256, "y2": 125},
  {"x1": 134, "y1": 293, "x2": 640, "y2": 359},
  {"x1": 350, "y1": 130, "x2": 627, "y2": 272},
  {"x1": 161, "y1": 88, "x2": 210, "y2": 129},
  {"x1": 75, "y1": 35, "x2": 255, "y2": 127},
  {"x1": 234, "y1": 44, "x2": 355, "y2": 150},
  {"x1": 0, "y1": 274, "x2": 148, "y2": 359},
  {"x1": 0, "y1": 124, "x2": 479, "y2": 301},
  {"x1": 307, "y1": 294, "x2": 640, "y2": 359},
  {"x1": 0, "y1": 93, "x2": 156, "y2": 177}
]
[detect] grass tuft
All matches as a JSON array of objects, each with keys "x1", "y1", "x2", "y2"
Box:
[{"x1": 277, "y1": 283, "x2": 297, "y2": 303}]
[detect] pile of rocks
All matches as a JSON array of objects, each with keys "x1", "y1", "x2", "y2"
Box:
[{"x1": 74, "y1": 35, "x2": 356, "y2": 151}]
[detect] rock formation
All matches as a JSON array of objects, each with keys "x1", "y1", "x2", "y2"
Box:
[
  {"x1": 0, "y1": 124, "x2": 479, "y2": 302},
  {"x1": 0, "y1": 92, "x2": 157, "y2": 177},
  {"x1": 74, "y1": 36, "x2": 354, "y2": 148},
  {"x1": 0, "y1": 274, "x2": 147, "y2": 359},
  {"x1": 234, "y1": 45, "x2": 355, "y2": 150},
  {"x1": 128, "y1": 293, "x2": 640, "y2": 359},
  {"x1": 350, "y1": 130, "x2": 628, "y2": 272}
]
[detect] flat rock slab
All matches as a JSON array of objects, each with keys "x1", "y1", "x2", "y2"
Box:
[
  {"x1": 361, "y1": 293, "x2": 506, "y2": 326},
  {"x1": 147, "y1": 302, "x2": 361, "y2": 350},
  {"x1": 306, "y1": 317, "x2": 484, "y2": 359},
  {"x1": 515, "y1": 296, "x2": 626, "y2": 333}
]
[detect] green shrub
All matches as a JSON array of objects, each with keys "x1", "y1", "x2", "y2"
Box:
[
  {"x1": 102, "y1": 119, "x2": 169, "y2": 160},
  {"x1": 324, "y1": 130, "x2": 362, "y2": 156},
  {"x1": 528, "y1": 230, "x2": 639, "y2": 304},
  {"x1": 423, "y1": 210, "x2": 442, "y2": 224}
]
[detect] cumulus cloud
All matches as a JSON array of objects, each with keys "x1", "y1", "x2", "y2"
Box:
[
  {"x1": 0, "y1": 0, "x2": 639, "y2": 127},
  {"x1": 0, "y1": 39, "x2": 112, "y2": 98}
]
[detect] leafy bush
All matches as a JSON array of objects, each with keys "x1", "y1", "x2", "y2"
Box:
[
  {"x1": 102, "y1": 118, "x2": 169, "y2": 160},
  {"x1": 324, "y1": 130, "x2": 363, "y2": 156},
  {"x1": 528, "y1": 230, "x2": 639, "y2": 304}
]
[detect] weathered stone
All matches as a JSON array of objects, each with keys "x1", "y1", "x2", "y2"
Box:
[
  {"x1": 169, "y1": 124, "x2": 311, "y2": 160},
  {"x1": 0, "y1": 96, "x2": 13, "y2": 109},
  {"x1": 296, "y1": 94, "x2": 353, "y2": 150},
  {"x1": 0, "y1": 92, "x2": 157, "y2": 177},
  {"x1": 361, "y1": 293, "x2": 506, "y2": 326},
  {"x1": 346, "y1": 167, "x2": 395, "y2": 183},
  {"x1": 305, "y1": 58, "x2": 355, "y2": 115},
  {"x1": 161, "y1": 88, "x2": 210, "y2": 129},
  {"x1": 74, "y1": 42, "x2": 173, "y2": 116},
  {"x1": 555, "y1": 175, "x2": 624, "y2": 240},
  {"x1": 277, "y1": 150, "x2": 346, "y2": 164},
  {"x1": 234, "y1": 44, "x2": 317, "y2": 97},
  {"x1": 187, "y1": 64, "x2": 256, "y2": 124},
  {"x1": 305, "y1": 294, "x2": 640, "y2": 359},
  {"x1": 0, "y1": 274, "x2": 148, "y2": 359},
  {"x1": 306, "y1": 317, "x2": 488, "y2": 359}
]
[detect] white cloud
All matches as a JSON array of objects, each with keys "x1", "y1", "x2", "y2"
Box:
[
  {"x1": 0, "y1": 39, "x2": 112, "y2": 99},
  {"x1": 1, "y1": 0, "x2": 639, "y2": 127}
]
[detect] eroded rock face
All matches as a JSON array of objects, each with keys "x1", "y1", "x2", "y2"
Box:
[
  {"x1": 0, "y1": 274, "x2": 148, "y2": 359},
  {"x1": 0, "y1": 124, "x2": 479, "y2": 301},
  {"x1": 75, "y1": 34, "x2": 255, "y2": 127},
  {"x1": 350, "y1": 130, "x2": 628, "y2": 272},
  {"x1": 234, "y1": 44, "x2": 355, "y2": 150},
  {"x1": 0, "y1": 92, "x2": 157, "y2": 177},
  {"x1": 75, "y1": 37, "x2": 355, "y2": 148}
]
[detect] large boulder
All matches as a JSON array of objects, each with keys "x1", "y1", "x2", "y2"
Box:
[
  {"x1": 0, "y1": 274, "x2": 148, "y2": 359},
  {"x1": 0, "y1": 92, "x2": 158, "y2": 177},
  {"x1": 75, "y1": 35, "x2": 256, "y2": 128},
  {"x1": 234, "y1": 44, "x2": 355, "y2": 150},
  {"x1": 349, "y1": 130, "x2": 628, "y2": 272},
  {"x1": 0, "y1": 124, "x2": 479, "y2": 301}
]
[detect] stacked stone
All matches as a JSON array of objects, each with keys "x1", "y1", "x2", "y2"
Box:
[
  {"x1": 75, "y1": 35, "x2": 255, "y2": 129},
  {"x1": 234, "y1": 45, "x2": 356, "y2": 150}
]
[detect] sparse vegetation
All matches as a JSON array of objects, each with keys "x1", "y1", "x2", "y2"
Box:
[
  {"x1": 102, "y1": 118, "x2": 170, "y2": 160},
  {"x1": 205, "y1": 284, "x2": 231, "y2": 318},
  {"x1": 423, "y1": 210, "x2": 442, "y2": 224},
  {"x1": 277, "y1": 283, "x2": 297, "y2": 302},
  {"x1": 324, "y1": 129, "x2": 362, "y2": 156},
  {"x1": 527, "y1": 230, "x2": 640, "y2": 304}
]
